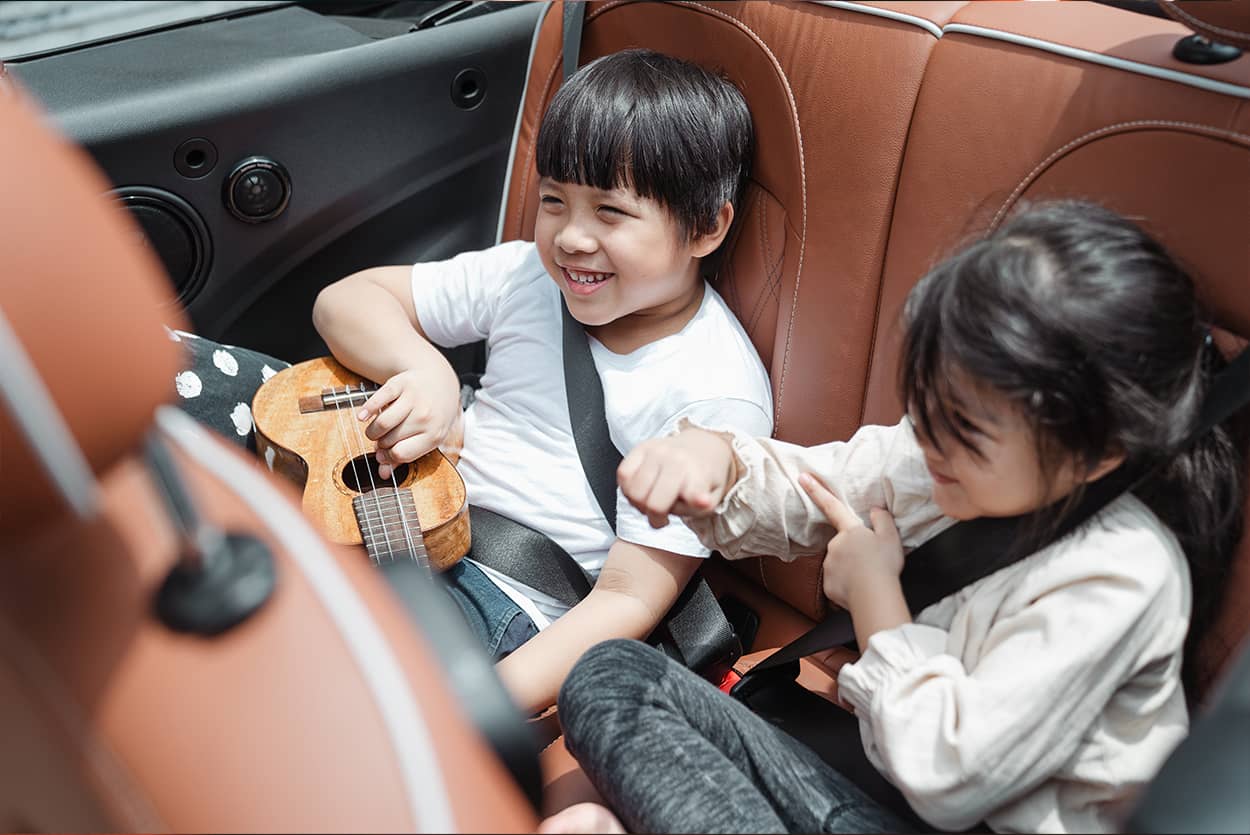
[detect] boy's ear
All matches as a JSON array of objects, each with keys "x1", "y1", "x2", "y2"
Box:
[{"x1": 690, "y1": 202, "x2": 735, "y2": 258}]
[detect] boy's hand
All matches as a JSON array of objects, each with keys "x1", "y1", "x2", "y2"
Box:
[
  {"x1": 356, "y1": 365, "x2": 462, "y2": 479},
  {"x1": 618, "y1": 427, "x2": 738, "y2": 528},
  {"x1": 799, "y1": 471, "x2": 904, "y2": 610}
]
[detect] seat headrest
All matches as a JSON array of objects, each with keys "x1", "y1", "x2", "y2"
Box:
[
  {"x1": 0, "y1": 83, "x2": 185, "y2": 539},
  {"x1": 1158, "y1": 0, "x2": 1250, "y2": 49}
]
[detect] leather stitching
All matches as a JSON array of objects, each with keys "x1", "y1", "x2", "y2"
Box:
[
  {"x1": 680, "y1": 1, "x2": 807, "y2": 434},
  {"x1": 993, "y1": 119, "x2": 1250, "y2": 229},
  {"x1": 1165, "y1": 3, "x2": 1250, "y2": 43},
  {"x1": 750, "y1": 203, "x2": 785, "y2": 337}
]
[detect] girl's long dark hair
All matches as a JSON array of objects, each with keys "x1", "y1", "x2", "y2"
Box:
[{"x1": 900, "y1": 200, "x2": 1248, "y2": 700}]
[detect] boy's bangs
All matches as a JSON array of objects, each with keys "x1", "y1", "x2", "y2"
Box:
[{"x1": 536, "y1": 100, "x2": 639, "y2": 196}]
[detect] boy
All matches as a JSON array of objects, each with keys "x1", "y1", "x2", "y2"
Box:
[{"x1": 312, "y1": 48, "x2": 772, "y2": 714}]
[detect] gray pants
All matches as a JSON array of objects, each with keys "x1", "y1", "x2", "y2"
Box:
[{"x1": 558, "y1": 640, "x2": 919, "y2": 834}]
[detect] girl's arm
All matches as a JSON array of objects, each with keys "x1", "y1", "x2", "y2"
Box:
[
  {"x1": 495, "y1": 540, "x2": 701, "y2": 715},
  {"x1": 621, "y1": 419, "x2": 951, "y2": 562}
]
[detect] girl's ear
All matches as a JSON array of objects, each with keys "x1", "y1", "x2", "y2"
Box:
[
  {"x1": 690, "y1": 202, "x2": 735, "y2": 258},
  {"x1": 1083, "y1": 450, "x2": 1127, "y2": 484}
]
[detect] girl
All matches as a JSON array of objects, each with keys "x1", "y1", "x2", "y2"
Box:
[{"x1": 540, "y1": 201, "x2": 1247, "y2": 834}]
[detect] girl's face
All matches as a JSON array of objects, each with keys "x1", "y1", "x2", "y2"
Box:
[{"x1": 912, "y1": 382, "x2": 1101, "y2": 521}]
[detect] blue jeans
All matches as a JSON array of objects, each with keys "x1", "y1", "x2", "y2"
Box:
[{"x1": 440, "y1": 560, "x2": 539, "y2": 660}]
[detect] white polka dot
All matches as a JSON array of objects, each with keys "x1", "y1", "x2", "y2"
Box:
[
  {"x1": 261, "y1": 364, "x2": 278, "y2": 382},
  {"x1": 230, "y1": 402, "x2": 253, "y2": 436},
  {"x1": 264, "y1": 445, "x2": 277, "y2": 472},
  {"x1": 175, "y1": 371, "x2": 202, "y2": 398},
  {"x1": 213, "y1": 349, "x2": 240, "y2": 377}
]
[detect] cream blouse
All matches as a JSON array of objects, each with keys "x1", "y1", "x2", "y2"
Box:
[{"x1": 685, "y1": 418, "x2": 1191, "y2": 833}]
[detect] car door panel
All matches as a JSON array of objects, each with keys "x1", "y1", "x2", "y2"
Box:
[{"x1": 9, "y1": 1, "x2": 545, "y2": 361}]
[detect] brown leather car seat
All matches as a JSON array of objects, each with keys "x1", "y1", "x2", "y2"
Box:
[
  {"x1": 0, "y1": 84, "x2": 536, "y2": 833},
  {"x1": 505, "y1": 0, "x2": 1250, "y2": 818}
]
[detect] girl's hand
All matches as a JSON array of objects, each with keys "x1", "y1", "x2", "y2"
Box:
[
  {"x1": 799, "y1": 471, "x2": 904, "y2": 610},
  {"x1": 356, "y1": 366, "x2": 462, "y2": 479},
  {"x1": 618, "y1": 427, "x2": 738, "y2": 528},
  {"x1": 538, "y1": 802, "x2": 626, "y2": 834}
]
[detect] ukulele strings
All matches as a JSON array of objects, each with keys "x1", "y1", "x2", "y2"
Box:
[
  {"x1": 330, "y1": 383, "x2": 396, "y2": 562},
  {"x1": 339, "y1": 382, "x2": 421, "y2": 565},
  {"x1": 375, "y1": 401, "x2": 428, "y2": 570},
  {"x1": 347, "y1": 382, "x2": 422, "y2": 564}
]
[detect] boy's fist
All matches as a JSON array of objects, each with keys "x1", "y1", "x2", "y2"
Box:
[{"x1": 617, "y1": 426, "x2": 739, "y2": 528}]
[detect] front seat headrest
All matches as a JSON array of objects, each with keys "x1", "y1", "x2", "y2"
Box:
[{"x1": 0, "y1": 83, "x2": 185, "y2": 540}]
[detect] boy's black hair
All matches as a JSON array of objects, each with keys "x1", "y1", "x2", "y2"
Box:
[
  {"x1": 535, "y1": 48, "x2": 753, "y2": 244},
  {"x1": 899, "y1": 199, "x2": 1249, "y2": 701}
]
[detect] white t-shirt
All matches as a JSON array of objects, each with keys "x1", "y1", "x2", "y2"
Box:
[{"x1": 411, "y1": 240, "x2": 773, "y2": 628}]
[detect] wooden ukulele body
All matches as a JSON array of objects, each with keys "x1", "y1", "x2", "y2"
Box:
[{"x1": 252, "y1": 356, "x2": 469, "y2": 570}]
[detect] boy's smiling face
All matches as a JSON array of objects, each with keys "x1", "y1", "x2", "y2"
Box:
[{"x1": 535, "y1": 177, "x2": 730, "y2": 352}]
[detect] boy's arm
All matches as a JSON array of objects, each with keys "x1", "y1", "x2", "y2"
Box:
[
  {"x1": 495, "y1": 539, "x2": 701, "y2": 715},
  {"x1": 312, "y1": 265, "x2": 455, "y2": 386},
  {"x1": 312, "y1": 266, "x2": 463, "y2": 467}
]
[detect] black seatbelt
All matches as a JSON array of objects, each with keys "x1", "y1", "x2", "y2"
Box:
[
  {"x1": 467, "y1": 505, "x2": 592, "y2": 608},
  {"x1": 733, "y1": 345, "x2": 1250, "y2": 700},
  {"x1": 558, "y1": 299, "x2": 742, "y2": 673},
  {"x1": 560, "y1": 300, "x2": 620, "y2": 529},
  {"x1": 562, "y1": 0, "x2": 586, "y2": 83}
]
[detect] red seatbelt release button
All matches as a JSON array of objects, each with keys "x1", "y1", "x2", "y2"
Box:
[{"x1": 716, "y1": 668, "x2": 742, "y2": 693}]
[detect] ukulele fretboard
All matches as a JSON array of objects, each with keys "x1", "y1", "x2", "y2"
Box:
[{"x1": 352, "y1": 487, "x2": 429, "y2": 569}]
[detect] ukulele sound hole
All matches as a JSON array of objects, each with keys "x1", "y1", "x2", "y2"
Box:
[{"x1": 341, "y1": 455, "x2": 410, "y2": 493}]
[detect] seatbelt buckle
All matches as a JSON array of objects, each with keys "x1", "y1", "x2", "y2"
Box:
[
  {"x1": 728, "y1": 658, "x2": 801, "y2": 703},
  {"x1": 716, "y1": 668, "x2": 742, "y2": 693}
]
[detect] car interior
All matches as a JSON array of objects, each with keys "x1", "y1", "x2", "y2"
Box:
[{"x1": 1, "y1": 0, "x2": 1248, "y2": 831}]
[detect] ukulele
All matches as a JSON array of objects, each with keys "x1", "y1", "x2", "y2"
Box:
[{"x1": 251, "y1": 356, "x2": 470, "y2": 571}]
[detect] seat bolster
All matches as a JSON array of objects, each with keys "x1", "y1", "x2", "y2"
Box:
[{"x1": 0, "y1": 84, "x2": 185, "y2": 538}]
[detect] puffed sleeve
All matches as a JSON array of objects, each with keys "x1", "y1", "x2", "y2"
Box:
[{"x1": 682, "y1": 418, "x2": 953, "y2": 561}]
